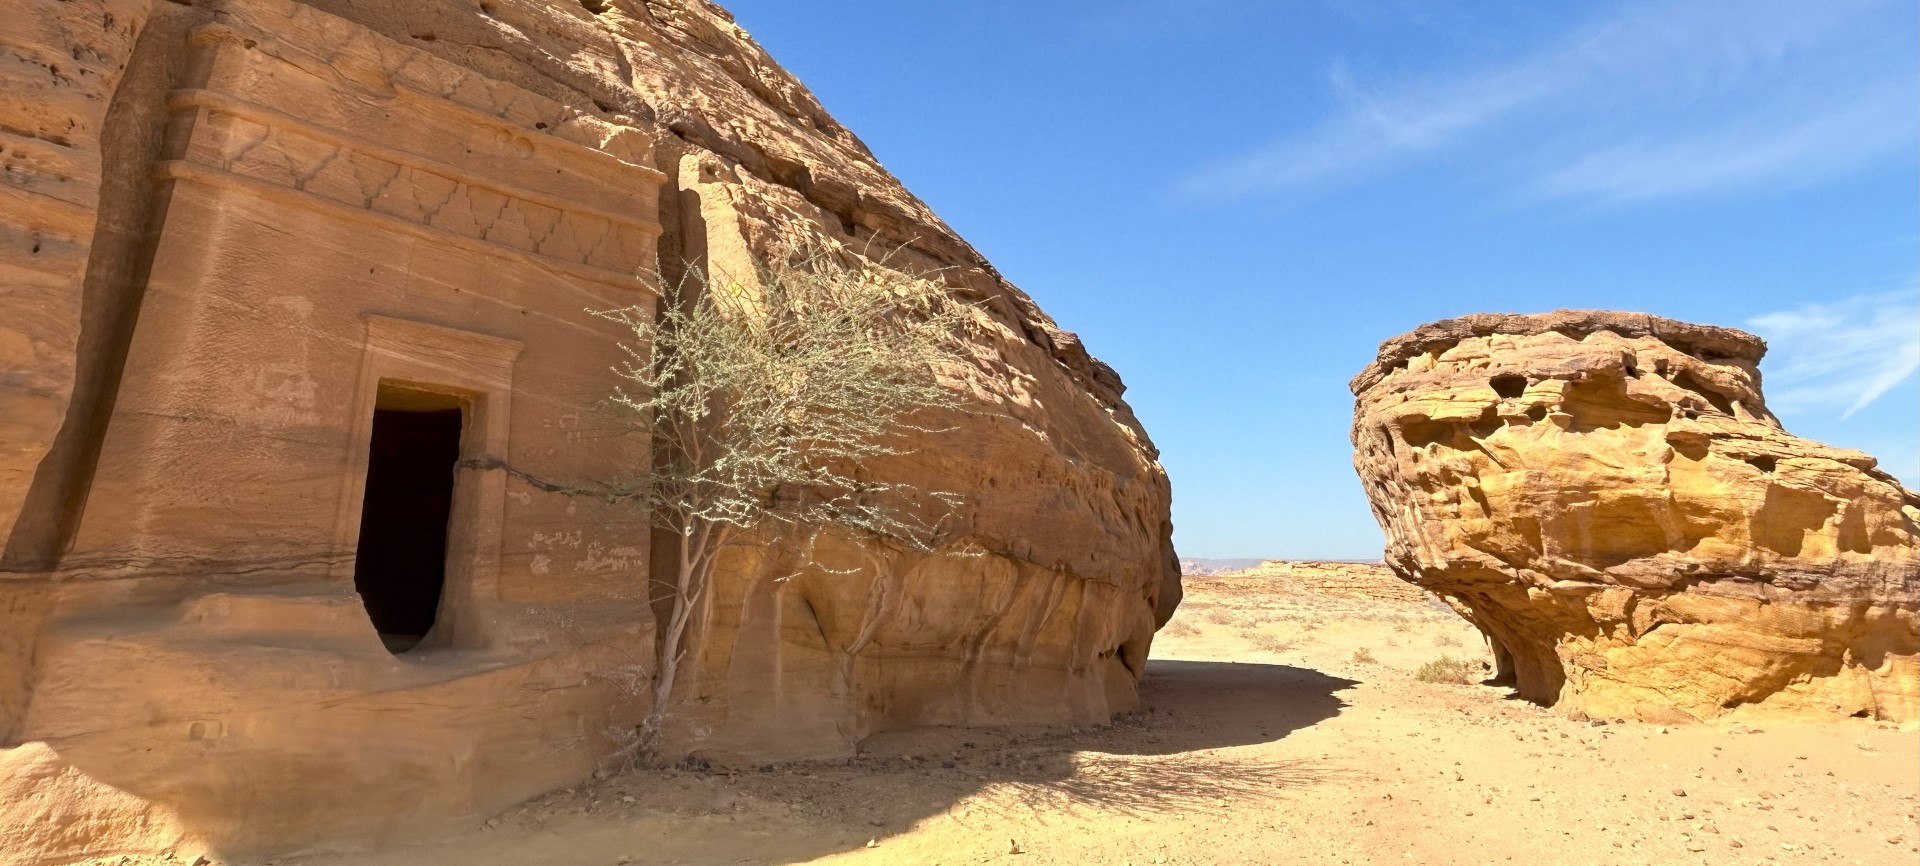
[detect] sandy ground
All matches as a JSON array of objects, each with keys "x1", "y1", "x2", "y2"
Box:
[{"x1": 219, "y1": 575, "x2": 1919, "y2": 865}]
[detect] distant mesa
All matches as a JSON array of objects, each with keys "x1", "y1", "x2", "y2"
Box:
[{"x1": 1350, "y1": 310, "x2": 1919, "y2": 724}]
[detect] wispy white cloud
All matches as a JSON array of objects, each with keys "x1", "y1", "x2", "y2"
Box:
[
  {"x1": 1532, "y1": 82, "x2": 1916, "y2": 203},
  {"x1": 1179, "y1": 0, "x2": 1916, "y2": 203},
  {"x1": 1747, "y1": 287, "x2": 1920, "y2": 419}
]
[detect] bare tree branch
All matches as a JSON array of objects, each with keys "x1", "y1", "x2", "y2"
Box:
[{"x1": 586, "y1": 248, "x2": 978, "y2": 760}]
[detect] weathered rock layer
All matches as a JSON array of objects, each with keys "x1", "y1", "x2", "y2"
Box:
[
  {"x1": 1351, "y1": 311, "x2": 1919, "y2": 724},
  {"x1": 0, "y1": 0, "x2": 1176, "y2": 860}
]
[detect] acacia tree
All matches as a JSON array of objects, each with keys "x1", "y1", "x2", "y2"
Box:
[{"x1": 594, "y1": 252, "x2": 975, "y2": 757}]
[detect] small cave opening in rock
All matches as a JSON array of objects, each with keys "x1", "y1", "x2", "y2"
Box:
[
  {"x1": 1564, "y1": 377, "x2": 1670, "y2": 432},
  {"x1": 1399, "y1": 418, "x2": 1454, "y2": 449},
  {"x1": 1467, "y1": 406, "x2": 1503, "y2": 439},
  {"x1": 353, "y1": 388, "x2": 465, "y2": 654},
  {"x1": 1746, "y1": 455, "x2": 1777, "y2": 473},
  {"x1": 1490, "y1": 374, "x2": 1528, "y2": 399}
]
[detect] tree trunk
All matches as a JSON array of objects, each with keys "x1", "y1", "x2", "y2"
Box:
[{"x1": 633, "y1": 522, "x2": 723, "y2": 760}]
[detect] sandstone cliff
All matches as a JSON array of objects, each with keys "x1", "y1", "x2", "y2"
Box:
[
  {"x1": 1351, "y1": 311, "x2": 1919, "y2": 724},
  {"x1": 0, "y1": 0, "x2": 1177, "y2": 859}
]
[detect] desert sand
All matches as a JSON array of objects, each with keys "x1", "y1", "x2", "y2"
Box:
[{"x1": 212, "y1": 567, "x2": 1920, "y2": 866}]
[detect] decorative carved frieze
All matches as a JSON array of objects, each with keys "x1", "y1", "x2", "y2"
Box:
[{"x1": 158, "y1": 24, "x2": 664, "y2": 291}]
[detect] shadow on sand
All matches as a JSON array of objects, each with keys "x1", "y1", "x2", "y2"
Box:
[
  {"x1": 288, "y1": 659, "x2": 1358, "y2": 866},
  {"x1": 954, "y1": 659, "x2": 1359, "y2": 819}
]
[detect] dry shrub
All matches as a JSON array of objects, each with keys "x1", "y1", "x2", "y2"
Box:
[
  {"x1": 1433, "y1": 632, "x2": 1462, "y2": 647},
  {"x1": 1414, "y1": 655, "x2": 1478, "y2": 684},
  {"x1": 1241, "y1": 630, "x2": 1295, "y2": 655},
  {"x1": 1350, "y1": 647, "x2": 1377, "y2": 664},
  {"x1": 1201, "y1": 608, "x2": 1238, "y2": 626},
  {"x1": 1160, "y1": 619, "x2": 1201, "y2": 638}
]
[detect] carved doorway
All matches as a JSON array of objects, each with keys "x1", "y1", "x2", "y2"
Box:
[{"x1": 352, "y1": 385, "x2": 464, "y2": 653}]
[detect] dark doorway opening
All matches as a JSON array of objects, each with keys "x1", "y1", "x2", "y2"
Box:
[{"x1": 353, "y1": 387, "x2": 464, "y2": 653}]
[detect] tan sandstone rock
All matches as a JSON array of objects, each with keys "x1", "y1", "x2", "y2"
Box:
[
  {"x1": 0, "y1": 0, "x2": 1177, "y2": 860},
  {"x1": 1350, "y1": 311, "x2": 1919, "y2": 724}
]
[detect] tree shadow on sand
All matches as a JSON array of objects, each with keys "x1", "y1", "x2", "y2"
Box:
[
  {"x1": 944, "y1": 659, "x2": 1358, "y2": 818},
  {"x1": 290, "y1": 660, "x2": 1359, "y2": 866},
  {"x1": 703, "y1": 658, "x2": 1360, "y2": 841}
]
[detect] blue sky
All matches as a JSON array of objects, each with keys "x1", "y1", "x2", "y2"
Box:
[{"x1": 723, "y1": 0, "x2": 1920, "y2": 559}]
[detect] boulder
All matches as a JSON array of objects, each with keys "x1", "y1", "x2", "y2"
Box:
[{"x1": 1350, "y1": 310, "x2": 1919, "y2": 723}]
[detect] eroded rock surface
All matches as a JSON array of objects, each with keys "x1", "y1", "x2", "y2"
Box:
[
  {"x1": 1351, "y1": 311, "x2": 1919, "y2": 724},
  {"x1": 0, "y1": 0, "x2": 1176, "y2": 859}
]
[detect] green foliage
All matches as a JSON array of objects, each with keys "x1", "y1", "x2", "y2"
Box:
[
  {"x1": 591, "y1": 251, "x2": 976, "y2": 758},
  {"x1": 595, "y1": 253, "x2": 973, "y2": 546}
]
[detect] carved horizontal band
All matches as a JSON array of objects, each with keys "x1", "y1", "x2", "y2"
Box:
[
  {"x1": 156, "y1": 159, "x2": 660, "y2": 295},
  {"x1": 168, "y1": 89, "x2": 663, "y2": 241}
]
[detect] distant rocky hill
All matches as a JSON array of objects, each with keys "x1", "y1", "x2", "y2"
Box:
[
  {"x1": 1206, "y1": 560, "x2": 1431, "y2": 606},
  {"x1": 1178, "y1": 558, "x2": 1265, "y2": 575}
]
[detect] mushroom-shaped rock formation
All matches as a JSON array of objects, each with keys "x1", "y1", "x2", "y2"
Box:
[{"x1": 1350, "y1": 311, "x2": 1920, "y2": 724}]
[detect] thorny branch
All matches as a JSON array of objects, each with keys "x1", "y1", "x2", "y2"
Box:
[{"x1": 563, "y1": 246, "x2": 981, "y2": 760}]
